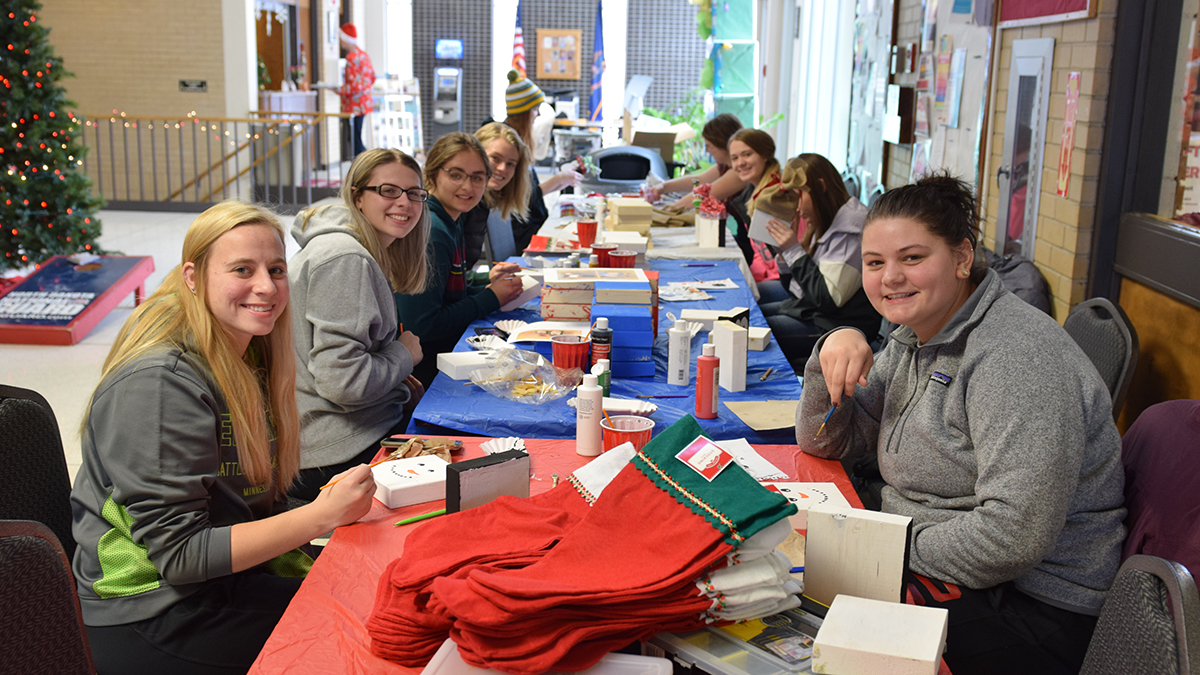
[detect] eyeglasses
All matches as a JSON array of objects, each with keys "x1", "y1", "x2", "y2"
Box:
[
  {"x1": 361, "y1": 184, "x2": 429, "y2": 202},
  {"x1": 440, "y1": 167, "x2": 488, "y2": 187}
]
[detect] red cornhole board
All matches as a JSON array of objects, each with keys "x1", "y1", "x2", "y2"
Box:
[{"x1": 0, "y1": 255, "x2": 155, "y2": 345}]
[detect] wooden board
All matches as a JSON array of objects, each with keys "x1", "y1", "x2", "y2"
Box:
[{"x1": 804, "y1": 504, "x2": 912, "y2": 607}]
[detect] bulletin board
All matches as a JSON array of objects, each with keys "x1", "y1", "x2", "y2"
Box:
[
  {"x1": 999, "y1": 0, "x2": 1095, "y2": 28},
  {"x1": 536, "y1": 29, "x2": 582, "y2": 80},
  {"x1": 908, "y1": 0, "x2": 994, "y2": 193},
  {"x1": 846, "y1": 0, "x2": 896, "y2": 200}
]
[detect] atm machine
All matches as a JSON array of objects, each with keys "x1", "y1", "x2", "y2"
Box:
[{"x1": 429, "y1": 39, "x2": 463, "y2": 144}]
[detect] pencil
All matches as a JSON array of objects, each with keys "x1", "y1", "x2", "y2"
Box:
[
  {"x1": 394, "y1": 508, "x2": 447, "y2": 527},
  {"x1": 760, "y1": 367, "x2": 773, "y2": 381},
  {"x1": 814, "y1": 405, "x2": 837, "y2": 439}
]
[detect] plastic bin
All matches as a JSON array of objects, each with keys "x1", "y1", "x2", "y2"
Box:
[
  {"x1": 644, "y1": 620, "x2": 820, "y2": 675},
  {"x1": 421, "y1": 638, "x2": 672, "y2": 675}
]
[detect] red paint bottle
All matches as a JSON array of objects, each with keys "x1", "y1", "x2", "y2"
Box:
[{"x1": 696, "y1": 343, "x2": 719, "y2": 419}]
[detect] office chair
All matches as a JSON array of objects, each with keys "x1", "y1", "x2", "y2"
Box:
[
  {"x1": 1079, "y1": 554, "x2": 1199, "y2": 675},
  {"x1": 840, "y1": 169, "x2": 861, "y2": 202},
  {"x1": 867, "y1": 184, "x2": 886, "y2": 206},
  {"x1": 0, "y1": 519, "x2": 96, "y2": 674},
  {"x1": 482, "y1": 209, "x2": 517, "y2": 265},
  {"x1": 0, "y1": 385, "x2": 76, "y2": 560},
  {"x1": 1062, "y1": 298, "x2": 1139, "y2": 419}
]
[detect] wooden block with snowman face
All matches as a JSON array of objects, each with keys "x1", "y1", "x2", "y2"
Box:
[
  {"x1": 762, "y1": 482, "x2": 854, "y2": 531},
  {"x1": 371, "y1": 456, "x2": 450, "y2": 509}
]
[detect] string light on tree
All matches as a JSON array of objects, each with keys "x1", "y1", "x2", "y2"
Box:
[{"x1": 0, "y1": 0, "x2": 103, "y2": 273}]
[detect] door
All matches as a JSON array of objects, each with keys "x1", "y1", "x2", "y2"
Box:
[{"x1": 997, "y1": 38, "x2": 1055, "y2": 257}]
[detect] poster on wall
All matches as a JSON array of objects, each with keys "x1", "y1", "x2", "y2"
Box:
[
  {"x1": 536, "y1": 29, "x2": 582, "y2": 80},
  {"x1": 916, "y1": 95, "x2": 932, "y2": 136},
  {"x1": 917, "y1": 55, "x2": 934, "y2": 90},
  {"x1": 935, "y1": 36, "x2": 952, "y2": 107},
  {"x1": 922, "y1": 0, "x2": 938, "y2": 52},
  {"x1": 911, "y1": 138, "x2": 933, "y2": 182},
  {"x1": 1056, "y1": 71, "x2": 1082, "y2": 197},
  {"x1": 945, "y1": 48, "x2": 967, "y2": 128},
  {"x1": 999, "y1": 0, "x2": 1094, "y2": 28}
]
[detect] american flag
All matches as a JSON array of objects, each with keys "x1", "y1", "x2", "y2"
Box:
[{"x1": 512, "y1": 0, "x2": 526, "y2": 77}]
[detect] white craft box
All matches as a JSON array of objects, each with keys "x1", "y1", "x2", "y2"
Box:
[
  {"x1": 712, "y1": 320, "x2": 747, "y2": 393},
  {"x1": 707, "y1": 326, "x2": 772, "y2": 351},
  {"x1": 372, "y1": 456, "x2": 450, "y2": 509},
  {"x1": 813, "y1": 595, "x2": 948, "y2": 675},
  {"x1": 437, "y1": 351, "x2": 499, "y2": 380},
  {"x1": 696, "y1": 214, "x2": 721, "y2": 248}
]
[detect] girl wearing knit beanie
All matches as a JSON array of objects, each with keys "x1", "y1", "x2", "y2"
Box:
[{"x1": 502, "y1": 70, "x2": 581, "y2": 252}]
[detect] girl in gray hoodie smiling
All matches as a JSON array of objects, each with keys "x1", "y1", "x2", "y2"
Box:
[
  {"x1": 288, "y1": 149, "x2": 429, "y2": 500},
  {"x1": 797, "y1": 174, "x2": 1124, "y2": 675}
]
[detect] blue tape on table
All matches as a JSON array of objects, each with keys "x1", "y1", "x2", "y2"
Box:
[{"x1": 409, "y1": 259, "x2": 803, "y2": 443}]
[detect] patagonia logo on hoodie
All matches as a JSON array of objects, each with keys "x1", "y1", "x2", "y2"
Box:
[{"x1": 930, "y1": 372, "x2": 952, "y2": 386}]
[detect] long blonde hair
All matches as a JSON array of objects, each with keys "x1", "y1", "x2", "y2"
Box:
[
  {"x1": 83, "y1": 202, "x2": 300, "y2": 490},
  {"x1": 298, "y1": 148, "x2": 428, "y2": 294},
  {"x1": 476, "y1": 123, "x2": 532, "y2": 221}
]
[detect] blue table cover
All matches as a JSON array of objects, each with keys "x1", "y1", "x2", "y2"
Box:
[{"x1": 407, "y1": 259, "x2": 802, "y2": 443}]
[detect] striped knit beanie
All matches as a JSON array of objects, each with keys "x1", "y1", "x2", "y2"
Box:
[{"x1": 506, "y1": 70, "x2": 544, "y2": 116}]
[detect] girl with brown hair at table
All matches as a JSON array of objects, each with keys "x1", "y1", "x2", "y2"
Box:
[
  {"x1": 757, "y1": 152, "x2": 880, "y2": 371},
  {"x1": 796, "y1": 174, "x2": 1124, "y2": 675},
  {"x1": 71, "y1": 202, "x2": 375, "y2": 675},
  {"x1": 724, "y1": 127, "x2": 782, "y2": 281},
  {"x1": 288, "y1": 148, "x2": 429, "y2": 501},
  {"x1": 462, "y1": 122, "x2": 534, "y2": 268},
  {"x1": 644, "y1": 112, "x2": 747, "y2": 209},
  {"x1": 395, "y1": 132, "x2": 525, "y2": 387}
]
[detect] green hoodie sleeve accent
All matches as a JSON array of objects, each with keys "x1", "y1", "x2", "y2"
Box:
[
  {"x1": 93, "y1": 495, "x2": 162, "y2": 599},
  {"x1": 264, "y1": 548, "x2": 314, "y2": 577}
]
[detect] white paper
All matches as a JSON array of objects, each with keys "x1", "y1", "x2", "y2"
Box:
[
  {"x1": 714, "y1": 439, "x2": 789, "y2": 481},
  {"x1": 747, "y1": 209, "x2": 778, "y2": 244}
]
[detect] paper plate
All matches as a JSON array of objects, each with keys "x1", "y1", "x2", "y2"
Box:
[{"x1": 568, "y1": 396, "x2": 657, "y2": 416}]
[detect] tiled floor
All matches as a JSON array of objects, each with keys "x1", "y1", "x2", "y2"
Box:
[{"x1": 0, "y1": 208, "x2": 303, "y2": 484}]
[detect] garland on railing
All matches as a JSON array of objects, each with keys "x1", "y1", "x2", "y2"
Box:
[{"x1": 0, "y1": 0, "x2": 103, "y2": 273}]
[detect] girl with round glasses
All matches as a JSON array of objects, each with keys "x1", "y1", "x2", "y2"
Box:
[
  {"x1": 461, "y1": 122, "x2": 534, "y2": 268},
  {"x1": 287, "y1": 148, "x2": 430, "y2": 500},
  {"x1": 396, "y1": 132, "x2": 525, "y2": 386}
]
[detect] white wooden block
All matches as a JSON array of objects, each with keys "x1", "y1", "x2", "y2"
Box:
[
  {"x1": 500, "y1": 275, "x2": 541, "y2": 311},
  {"x1": 437, "y1": 351, "x2": 499, "y2": 380},
  {"x1": 681, "y1": 307, "x2": 750, "y2": 332},
  {"x1": 696, "y1": 214, "x2": 721, "y2": 248},
  {"x1": 372, "y1": 456, "x2": 450, "y2": 508},
  {"x1": 712, "y1": 320, "x2": 747, "y2": 393},
  {"x1": 748, "y1": 326, "x2": 771, "y2": 351},
  {"x1": 804, "y1": 504, "x2": 912, "y2": 606},
  {"x1": 812, "y1": 595, "x2": 948, "y2": 675},
  {"x1": 763, "y1": 482, "x2": 854, "y2": 531}
]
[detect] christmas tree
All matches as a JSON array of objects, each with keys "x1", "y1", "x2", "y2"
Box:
[{"x1": 0, "y1": 0, "x2": 103, "y2": 274}]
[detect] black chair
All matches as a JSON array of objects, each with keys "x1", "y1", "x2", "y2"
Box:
[
  {"x1": 0, "y1": 519, "x2": 96, "y2": 674},
  {"x1": 579, "y1": 146, "x2": 669, "y2": 194},
  {"x1": 482, "y1": 209, "x2": 517, "y2": 266},
  {"x1": 1079, "y1": 554, "x2": 1199, "y2": 675},
  {"x1": 1062, "y1": 298, "x2": 1139, "y2": 419},
  {"x1": 0, "y1": 385, "x2": 76, "y2": 560},
  {"x1": 867, "y1": 184, "x2": 886, "y2": 206}
]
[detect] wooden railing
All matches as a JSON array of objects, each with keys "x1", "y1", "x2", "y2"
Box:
[{"x1": 76, "y1": 110, "x2": 354, "y2": 213}]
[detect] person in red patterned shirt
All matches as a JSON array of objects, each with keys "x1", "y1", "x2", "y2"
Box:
[{"x1": 339, "y1": 23, "x2": 375, "y2": 157}]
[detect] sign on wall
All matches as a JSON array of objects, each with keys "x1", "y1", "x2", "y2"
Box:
[{"x1": 999, "y1": 0, "x2": 1095, "y2": 28}]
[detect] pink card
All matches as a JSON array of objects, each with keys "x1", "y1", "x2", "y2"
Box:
[{"x1": 676, "y1": 436, "x2": 736, "y2": 482}]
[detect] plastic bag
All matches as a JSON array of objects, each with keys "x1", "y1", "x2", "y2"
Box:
[{"x1": 469, "y1": 348, "x2": 582, "y2": 405}]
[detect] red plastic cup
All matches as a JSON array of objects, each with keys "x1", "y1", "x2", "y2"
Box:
[
  {"x1": 600, "y1": 415, "x2": 656, "y2": 452},
  {"x1": 576, "y1": 220, "x2": 598, "y2": 249},
  {"x1": 591, "y1": 242, "x2": 619, "y2": 267},
  {"x1": 551, "y1": 334, "x2": 591, "y2": 372},
  {"x1": 607, "y1": 250, "x2": 637, "y2": 268}
]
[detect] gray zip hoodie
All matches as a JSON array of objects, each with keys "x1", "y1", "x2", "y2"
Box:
[
  {"x1": 797, "y1": 269, "x2": 1125, "y2": 615},
  {"x1": 290, "y1": 205, "x2": 414, "y2": 468}
]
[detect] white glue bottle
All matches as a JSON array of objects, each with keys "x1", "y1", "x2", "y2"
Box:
[
  {"x1": 667, "y1": 320, "x2": 691, "y2": 385},
  {"x1": 575, "y1": 374, "x2": 603, "y2": 456}
]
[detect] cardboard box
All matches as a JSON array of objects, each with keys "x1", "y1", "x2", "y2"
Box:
[
  {"x1": 813, "y1": 595, "x2": 947, "y2": 675},
  {"x1": 631, "y1": 123, "x2": 696, "y2": 168}
]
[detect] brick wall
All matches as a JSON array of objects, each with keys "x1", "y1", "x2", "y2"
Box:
[
  {"x1": 884, "y1": 0, "x2": 1118, "y2": 321},
  {"x1": 984, "y1": 1, "x2": 1116, "y2": 320},
  {"x1": 39, "y1": 0, "x2": 228, "y2": 118}
]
